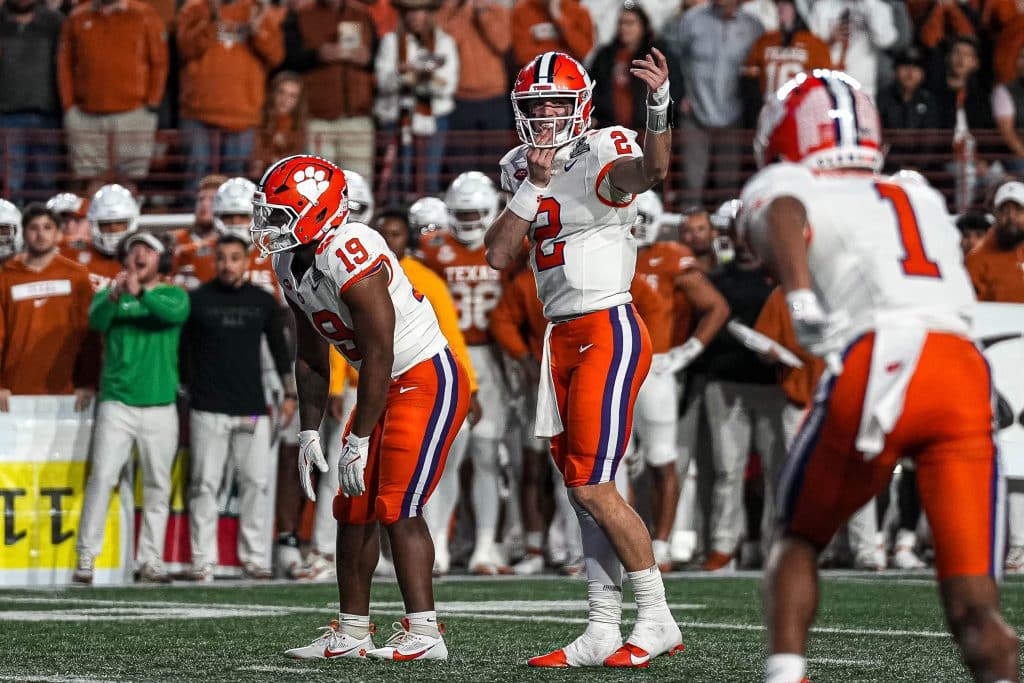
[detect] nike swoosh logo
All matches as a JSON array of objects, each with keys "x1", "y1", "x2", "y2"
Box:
[
  {"x1": 399, "y1": 386, "x2": 417, "y2": 394},
  {"x1": 630, "y1": 652, "x2": 650, "y2": 666},
  {"x1": 393, "y1": 643, "x2": 436, "y2": 661},
  {"x1": 579, "y1": 344, "x2": 594, "y2": 353},
  {"x1": 648, "y1": 257, "x2": 663, "y2": 266},
  {"x1": 564, "y1": 159, "x2": 579, "y2": 172},
  {"x1": 324, "y1": 644, "x2": 363, "y2": 658}
]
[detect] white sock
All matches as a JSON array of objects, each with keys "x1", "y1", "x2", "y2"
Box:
[
  {"x1": 338, "y1": 612, "x2": 370, "y2": 639},
  {"x1": 765, "y1": 653, "x2": 806, "y2": 683},
  {"x1": 525, "y1": 531, "x2": 544, "y2": 553},
  {"x1": 626, "y1": 565, "x2": 672, "y2": 621},
  {"x1": 405, "y1": 610, "x2": 440, "y2": 638}
]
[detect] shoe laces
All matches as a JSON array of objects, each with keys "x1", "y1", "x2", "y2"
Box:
[
  {"x1": 383, "y1": 619, "x2": 417, "y2": 648},
  {"x1": 314, "y1": 620, "x2": 342, "y2": 646}
]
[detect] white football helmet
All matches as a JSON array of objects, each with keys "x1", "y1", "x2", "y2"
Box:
[
  {"x1": 409, "y1": 196, "x2": 449, "y2": 236},
  {"x1": 88, "y1": 184, "x2": 139, "y2": 256},
  {"x1": 633, "y1": 190, "x2": 665, "y2": 247},
  {"x1": 710, "y1": 199, "x2": 742, "y2": 233},
  {"x1": 344, "y1": 170, "x2": 374, "y2": 225},
  {"x1": 445, "y1": 172, "x2": 498, "y2": 246},
  {"x1": 0, "y1": 199, "x2": 23, "y2": 259},
  {"x1": 46, "y1": 192, "x2": 86, "y2": 217},
  {"x1": 213, "y1": 177, "x2": 256, "y2": 241}
]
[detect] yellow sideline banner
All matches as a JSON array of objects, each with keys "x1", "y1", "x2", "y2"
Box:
[{"x1": 0, "y1": 396, "x2": 133, "y2": 586}]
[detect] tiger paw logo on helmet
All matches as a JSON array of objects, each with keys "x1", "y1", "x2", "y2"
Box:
[{"x1": 293, "y1": 166, "x2": 331, "y2": 204}]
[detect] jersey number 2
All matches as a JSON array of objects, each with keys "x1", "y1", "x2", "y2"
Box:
[
  {"x1": 875, "y1": 182, "x2": 941, "y2": 279},
  {"x1": 533, "y1": 197, "x2": 566, "y2": 271}
]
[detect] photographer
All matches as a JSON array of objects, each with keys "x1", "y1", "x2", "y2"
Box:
[{"x1": 374, "y1": 0, "x2": 458, "y2": 197}]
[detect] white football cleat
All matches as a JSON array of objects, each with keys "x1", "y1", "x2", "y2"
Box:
[
  {"x1": 604, "y1": 618, "x2": 684, "y2": 668},
  {"x1": 365, "y1": 619, "x2": 448, "y2": 661},
  {"x1": 529, "y1": 626, "x2": 622, "y2": 667},
  {"x1": 285, "y1": 620, "x2": 374, "y2": 660},
  {"x1": 305, "y1": 551, "x2": 336, "y2": 581},
  {"x1": 468, "y1": 546, "x2": 511, "y2": 575},
  {"x1": 670, "y1": 530, "x2": 696, "y2": 564},
  {"x1": 891, "y1": 530, "x2": 926, "y2": 570},
  {"x1": 513, "y1": 552, "x2": 545, "y2": 576},
  {"x1": 653, "y1": 539, "x2": 674, "y2": 573},
  {"x1": 1005, "y1": 546, "x2": 1024, "y2": 573}
]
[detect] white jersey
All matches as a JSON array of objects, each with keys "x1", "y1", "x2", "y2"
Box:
[
  {"x1": 740, "y1": 163, "x2": 976, "y2": 342},
  {"x1": 500, "y1": 126, "x2": 642, "y2": 321},
  {"x1": 273, "y1": 222, "x2": 447, "y2": 377}
]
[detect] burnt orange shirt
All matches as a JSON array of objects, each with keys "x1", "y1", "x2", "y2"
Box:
[
  {"x1": 965, "y1": 229, "x2": 1024, "y2": 303},
  {"x1": 58, "y1": 0, "x2": 168, "y2": 113},
  {"x1": 172, "y1": 239, "x2": 218, "y2": 290},
  {"x1": 510, "y1": 0, "x2": 594, "y2": 66},
  {"x1": 0, "y1": 255, "x2": 97, "y2": 394},
  {"x1": 635, "y1": 241, "x2": 698, "y2": 353},
  {"x1": 753, "y1": 287, "x2": 825, "y2": 407},
  {"x1": 439, "y1": 1, "x2": 512, "y2": 101},
  {"x1": 744, "y1": 30, "x2": 832, "y2": 97},
  {"x1": 59, "y1": 242, "x2": 123, "y2": 292},
  {"x1": 420, "y1": 231, "x2": 505, "y2": 346}
]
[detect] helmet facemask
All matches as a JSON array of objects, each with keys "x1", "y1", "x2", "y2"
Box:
[
  {"x1": 251, "y1": 192, "x2": 307, "y2": 257},
  {"x1": 633, "y1": 211, "x2": 660, "y2": 247},
  {"x1": 92, "y1": 221, "x2": 133, "y2": 256},
  {"x1": 512, "y1": 93, "x2": 592, "y2": 149}
]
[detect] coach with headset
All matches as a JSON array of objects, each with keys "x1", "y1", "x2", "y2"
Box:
[{"x1": 74, "y1": 232, "x2": 190, "y2": 585}]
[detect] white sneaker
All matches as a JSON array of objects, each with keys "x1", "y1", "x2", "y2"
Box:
[
  {"x1": 853, "y1": 548, "x2": 886, "y2": 571},
  {"x1": 275, "y1": 539, "x2": 307, "y2": 579},
  {"x1": 1006, "y1": 546, "x2": 1024, "y2": 573},
  {"x1": 891, "y1": 530, "x2": 926, "y2": 570},
  {"x1": 72, "y1": 552, "x2": 94, "y2": 585},
  {"x1": 669, "y1": 530, "x2": 696, "y2": 564},
  {"x1": 190, "y1": 563, "x2": 215, "y2": 583},
  {"x1": 285, "y1": 620, "x2": 374, "y2": 660},
  {"x1": 653, "y1": 540, "x2": 673, "y2": 573},
  {"x1": 469, "y1": 546, "x2": 510, "y2": 575},
  {"x1": 305, "y1": 552, "x2": 336, "y2": 581},
  {"x1": 366, "y1": 619, "x2": 448, "y2": 661},
  {"x1": 433, "y1": 543, "x2": 450, "y2": 577},
  {"x1": 137, "y1": 561, "x2": 171, "y2": 584},
  {"x1": 514, "y1": 552, "x2": 545, "y2": 576},
  {"x1": 528, "y1": 625, "x2": 622, "y2": 667},
  {"x1": 605, "y1": 618, "x2": 684, "y2": 668}
]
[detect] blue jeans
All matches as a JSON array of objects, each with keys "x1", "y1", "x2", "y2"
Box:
[
  {"x1": 181, "y1": 119, "x2": 255, "y2": 194},
  {"x1": 0, "y1": 112, "x2": 60, "y2": 202}
]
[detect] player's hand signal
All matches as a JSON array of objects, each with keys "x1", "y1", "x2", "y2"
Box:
[
  {"x1": 527, "y1": 125, "x2": 557, "y2": 187},
  {"x1": 631, "y1": 48, "x2": 670, "y2": 105}
]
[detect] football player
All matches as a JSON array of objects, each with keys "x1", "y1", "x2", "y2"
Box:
[
  {"x1": 740, "y1": 70, "x2": 1017, "y2": 683},
  {"x1": 631, "y1": 190, "x2": 729, "y2": 572},
  {"x1": 62, "y1": 184, "x2": 139, "y2": 292},
  {"x1": 420, "y1": 171, "x2": 511, "y2": 575},
  {"x1": 408, "y1": 196, "x2": 450, "y2": 240},
  {"x1": 46, "y1": 192, "x2": 91, "y2": 249},
  {"x1": 0, "y1": 200, "x2": 23, "y2": 264},
  {"x1": 256, "y1": 155, "x2": 469, "y2": 662},
  {"x1": 485, "y1": 49, "x2": 683, "y2": 668}
]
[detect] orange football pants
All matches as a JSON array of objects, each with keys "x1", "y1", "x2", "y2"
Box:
[
  {"x1": 548, "y1": 303, "x2": 652, "y2": 488},
  {"x1": 334, "y1": 347, "x2": 470, "y2": 525},
  {"x1": 780, "y1": 332, "x2": 1004, "y2": 581}
]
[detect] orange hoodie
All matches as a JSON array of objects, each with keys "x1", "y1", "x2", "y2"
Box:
[
  {"x1": 510, "y1": 0, "x2": 594, "y2": 67},
  {"x1": 177, "y1": 0, "x2": 285, "y2": 131}
]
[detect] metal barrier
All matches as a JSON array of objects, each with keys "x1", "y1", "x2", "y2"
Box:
[{"x1": 0, "y1": 127, "x2": 1015, "y2": 212}]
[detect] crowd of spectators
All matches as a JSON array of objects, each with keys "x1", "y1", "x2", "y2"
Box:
[{"x1": 0, "y1": 0, "x2": 1023, "y2": 208}]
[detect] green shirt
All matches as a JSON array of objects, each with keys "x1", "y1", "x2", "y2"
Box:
[{"x1": 89, "y1": 283, "x2": 190, "y2": 406}]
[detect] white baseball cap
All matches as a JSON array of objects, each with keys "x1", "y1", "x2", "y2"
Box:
[
  {"x1": 994, "y1": 181, "x2": 1024, "y2": 209},
  {"x1": 123, "y1": 232, "x2": 165, "y2": 254}
]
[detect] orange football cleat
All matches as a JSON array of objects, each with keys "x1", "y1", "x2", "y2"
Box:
[
  {"x1": 528, "y1": 649, "x2": 570, "y2": 668},
  {"x1": 603, "y1": 642, "x2": 685, "y2": 668}
]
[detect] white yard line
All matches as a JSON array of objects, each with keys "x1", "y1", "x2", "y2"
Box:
[
  {"x1": 235, "y1": 666, "x2": 318, "y2": 675},
  {"x1": 809, "y1": 657, "x2": 883, "y2": 667},
  {"x1": 0, "y1": 675, "x2": 124, "y2": 683}
]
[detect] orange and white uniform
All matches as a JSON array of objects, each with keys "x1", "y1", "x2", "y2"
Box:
[
  {"x1": 502, "y1": 126, "x2": 653, "y2": 486},
  {"x1": 741, "y1": 162, "x2": 1002, "y2": 581},
  {"x1": 274, "y1": 222, "x2": 469, "y2": 524},
  {"x1": 59, "y1": 242, "x2": 122, "y2": 292}
]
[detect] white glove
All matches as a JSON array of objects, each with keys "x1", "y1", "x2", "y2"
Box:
[
  {"x1": 339, "y1": 432, "x2": 370, "y2": 498},
  {"x1": 786, "y1": 289, "x2": 849, "y2": 366},
  {"x1": 298, "y1": 430, "x2": 328, "y2": 502},
  {"x1": 661, "y1": 338, "x2": 705, "y2": 375},
  {"x1": 650, "y1": 352, "x2": 673, "y2": 375}
]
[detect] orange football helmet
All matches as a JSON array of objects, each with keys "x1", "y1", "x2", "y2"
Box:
[
  {"x1": 754, "y1": 69, "x2": 884, "y2": 172},
  {"x1": 511, "y1": 52, "x2": 594, "y2": 149},
  {"x1": 252, "y1": 155, "x2": 349, "y2": 256}
]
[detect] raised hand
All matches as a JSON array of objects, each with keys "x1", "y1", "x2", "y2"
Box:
[{"x1": 631, "y1": 47, "x2": 670, "y2": 105}]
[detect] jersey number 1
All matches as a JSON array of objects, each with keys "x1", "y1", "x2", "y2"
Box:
[{"x1": 875, "y1": 182, "x2": 942, "y2": 279}]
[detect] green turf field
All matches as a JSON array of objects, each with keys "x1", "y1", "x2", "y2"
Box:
[{"x1": 2, "y1": 572, "x2": 1022, "y2": 682}]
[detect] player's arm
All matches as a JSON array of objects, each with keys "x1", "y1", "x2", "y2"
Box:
[
  {"x1": 606, "y1": 48, "x2": 673, "y2": 194},
  {"x1": 753, "y1": 196, "x2": 813, "y2": 293},
  {"x1": 289, "y1": 298, "x2": 330, "y2": 431},
  {"x1": 675, "y1": 269, "x2": 730, "y2": 346},
  {"x1": 485, "y1": 211, "x2": 532, "y2": 271},
  {"x1": 341, "y1": 269, "x2": 395, "y2": 438}
]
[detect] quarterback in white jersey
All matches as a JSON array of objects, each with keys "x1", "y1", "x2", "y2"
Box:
[
  {"x1": 740, "y1": 70, "x2": 1016, "y2": 683},
  {"x1": 252, "y1": 155, "x2": 469, "y2": 664},
  {"x1": 485, "y1": 50, "x2": 683, "y2": 669}
]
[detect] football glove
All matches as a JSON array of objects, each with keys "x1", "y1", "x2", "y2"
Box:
[
  {"x1": 298, "y1": 430, "x2": 328, "y2": 502},
  {"x1": 339, "y1": 432, "x2": 370, "y2": 498},
  {"x1": 786, "y1": 289, "x2": 849, "y2": 363},
  {"x1": 655, "y1": 338, "x2": 705, "y2": 375}
]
